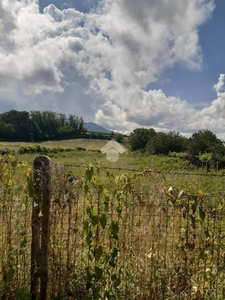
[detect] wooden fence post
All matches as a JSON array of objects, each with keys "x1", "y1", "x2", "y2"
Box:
[{"x1": 31, "y1": 156, "x2": 51, "y2": 300}]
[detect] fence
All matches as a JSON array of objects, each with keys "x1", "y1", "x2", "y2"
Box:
[{"x1": 0, "y1": 155, "x2": 225, "y2": 299}]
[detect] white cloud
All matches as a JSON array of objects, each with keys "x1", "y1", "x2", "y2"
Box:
[
  {"x1": 1, "y1": 0, "x2": 225, "y2": 138},
  {"x1": 214, "y1": 74, "x2": 225, "y2": 93},
  {"x1": 191, "y1": 74, "x2": 225, "y2": 134}
]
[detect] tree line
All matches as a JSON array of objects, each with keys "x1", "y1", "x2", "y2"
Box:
[
  {"x1": 0, "y1": 110, "x2": 86, "y2": 142},
  {"x1": 128, "y1": 128, "x2": 225, "y2": 170}
]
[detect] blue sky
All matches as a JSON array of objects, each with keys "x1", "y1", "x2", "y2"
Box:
[
  {"x1": 39, "y1": 0, "x2": 93, "y2": 13},
  {"x1": 147, "y1": 0, "x2": 225, "y2": 109},
  {"x1": 0, "y1": 0, "x2": 225, "y2": 137}
]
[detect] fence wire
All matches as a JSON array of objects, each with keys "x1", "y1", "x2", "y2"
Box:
[{"x1": 0, "y1": 158, "x2": 225, "y2": 299}]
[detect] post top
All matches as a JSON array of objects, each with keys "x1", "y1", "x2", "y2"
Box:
[{"x1": 33, "y1": 155, "x2": 51, "y2": 167}]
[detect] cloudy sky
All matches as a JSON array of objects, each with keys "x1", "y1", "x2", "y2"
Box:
[{"x1": 0, "y1": 0, "x2": 225, "y2": 136}]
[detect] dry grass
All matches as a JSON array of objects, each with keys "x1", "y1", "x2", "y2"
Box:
[
  {"x1": 0, "y1": 139, "x2": 123, "y2": 152},
  {"x1": 1, "y1": 157, "x2": 225, "y2": 299}
]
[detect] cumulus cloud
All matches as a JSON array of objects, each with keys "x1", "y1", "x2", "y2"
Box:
[
  {"x1": 189, "y1": 74, "x2": 225, "y2": 135},
  {"x1": 214, "y1": 74, "x2": 225, "y2": 93},
  {"x1": 1, "y1": 0, "x2": 224, "y2": 137}
]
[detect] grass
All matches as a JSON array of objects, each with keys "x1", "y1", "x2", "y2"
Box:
[
  {"x1": 0, "y1": 139, "x2": 113, "y2": 152},
  {"x1": 1, "y1": 138, "x2": 224, "y2": 194},
  {"x1": 1, "y1": 141, "x2": 225, "y2": 299}
]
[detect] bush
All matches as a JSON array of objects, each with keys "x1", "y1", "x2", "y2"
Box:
[{"x1": 18, "y1": 145, "x2": 75, "y2": 155}]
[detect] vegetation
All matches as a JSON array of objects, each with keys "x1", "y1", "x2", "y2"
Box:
[
  {"x1": 1, "y1": 110, "x2": 225, "y2": 298},
  {"x1": 0, "y1": 110, "x2": 86, "y2": 142},
  {"x1": 128, "y1": 128, "x2": 156, "y2": 151},
  {"x1": 128, "y1": 128, "x2": 225, "y2": 170},
  {"x1": 0, "y1": 110, "x2": 124, "y2": 143},
  {"x1": 1, "y1": 155, "x2": 225, "y2": 299}
]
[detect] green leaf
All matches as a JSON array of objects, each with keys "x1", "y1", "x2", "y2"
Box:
[
  {"x1": 93, "y1": 246, "x2": 103, "y2": 262},
  {"x1": 15, "y1": 289, "x2": 30, "y2": 300},
  {"x1": 190, "y1": 215, "x2": 196, "y2": 229},
  {"x1": 86, "y1": 167, "x2": 94, "y2": 181},
  {"x1": 111, "y1": 248, "x2": 118, "y2": 260},
  {"x1": 191, "y1": 203, "x2": 196, "y2": 214},
  {"x1": 109, "y1": 248, "x2": 118, "y2": 267},
  {"x1": 111, "y1": 274, "x2": 121, "y2": 288},
  {"x1": 95, "y1": 266, "x2": 103, "y2": 280},
  {"x1": 197, "y1": 189, "x2": 204, "y2": 195},
  {"x1": 199, "y1": 207, "x2": 206, "y2": 221},
  {"x1": 92, "y1": 205, "x2": 98, "y2": 215},
  {"x1": 87, "y1": 269, "x2": 93, "y2": 283},
  {"x1": 86, "y1": 207, "x2": 92, "y2": 218},
  {"x1": 104, "y1": 291, "x2": 112, "y2": 300},
  {"x1": 98, "y1": 184, "x2": 103, "y2": 193},
  {"x1": 91, "y1": 215, "x2": 99, "y2": 226},
  {"x1": 93, "y1": 286, "x2": 100, "y2": 300},
  {"x1": 85, "y1": 231, "x2": 93, "y2": 245},
  {"x1": 6, "y1": 268, "x2": 15, "y2": 284},
  {"x1": 84, "y1": 183, "x2": 89, "y2": 193},
  {"x1": 100, "y1": 214, "x2": 107, "y2": 229},
  {"x1": 83, "y1": 220, "x2": 89, "y2": 233},
  {"x1": 111, "y1": 221, "x2": 119, "y2": 239},
  {"x1": 92, "y1": 175, "x2": 96, "y2": 184}
]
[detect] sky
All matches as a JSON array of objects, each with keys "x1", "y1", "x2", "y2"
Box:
[{"x1": 0, "y1": 0, "x2": 225, "y2": 137}]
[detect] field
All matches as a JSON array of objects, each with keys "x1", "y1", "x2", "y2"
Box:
[
  {"x1": 1, "y1": 138, "x2": 224, "y2": 193},
  {"x1": 0, "y1": 139, "x2": 225, "y2": 299},
  {"x1": 0, "y1": 138, "x2": 201, "y2": 170}
]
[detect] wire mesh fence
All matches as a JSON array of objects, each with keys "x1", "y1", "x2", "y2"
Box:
[{"x1": 0, "y1": 156, "x2": 225, "y2": 299}]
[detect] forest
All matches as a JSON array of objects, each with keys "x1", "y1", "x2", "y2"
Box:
[{"x1": 0, "y1": 110, "x2": 87, "y2": 142}]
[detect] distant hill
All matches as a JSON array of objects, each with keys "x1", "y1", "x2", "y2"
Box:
[{"x1": 84, "y1": 122, "x2": 111, "y2": 133}]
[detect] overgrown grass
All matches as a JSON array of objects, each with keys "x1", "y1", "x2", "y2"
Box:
[{"x1": 1, "y1": 157, "x2": 225, "y2": 299}]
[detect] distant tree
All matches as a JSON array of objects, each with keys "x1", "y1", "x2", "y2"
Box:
[
  {"x1": 110, "y1": 131, "x2": 115, "y2": 140},
  {"x1": 57, "y1": 125, "x2": 75, "y2": 138},
  {"x1": 0, "y1": 109, "x2": 95, "y2": 142},
  {"x1": 0, "y1": 117, "x2": 16, "y2": 140},
  {"x1": 115, "y1": 133, "x2": 124, "y2": 143},
  {"x1": 78, "y1": 117, "x2": 85, "y2": 133},
  {"x1": 146, "y1": 131, "x2": 188, "y2": 155},
  {"x1": 128, "y1": 128, "x2": 156, "y2": 151},
  {"x1": 1, "y1": 110, "x2": 31, "y2": 141},
  {"x1": 188, "y1": 129, "x2": 223, "y2": 156}
]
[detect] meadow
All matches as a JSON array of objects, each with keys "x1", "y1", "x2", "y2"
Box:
[{"x1": 0, "y1": 139, "x2": 225, "y2": 299}]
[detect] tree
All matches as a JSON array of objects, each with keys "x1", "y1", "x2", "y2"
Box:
[
  {"x1": 78, "y1": 117, "x2": 84, "y2": 133},
  {"x1": 188, "y1": 129, "x2": 223, "y2": 156},
  {"x1": 1, "y1": 110, "x2": 31, "y2": 141},
  {"x1": 0, "y1": 117, "x2": 16, "y2": 140},
  {"x1": 115, "y1": 133, "x2": 124, "y2": 143},
  {"x1": 128, "y1": 128, "x2": 156, "y2": 151},
  {"x1": 146, "y1": 131, "x2": 188, "y2": 155},
  {"x1": 146, "y1": 132, "x2": 169, "y2": 155}
]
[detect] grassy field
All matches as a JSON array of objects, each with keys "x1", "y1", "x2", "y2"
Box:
[
  {"x1": 1, "y1": 139, "x2": 225, "y2": 299},
  {"x1": 1, "y1": 138, "x2": 224, "y2": 193},
  {"x1": 0, "y1": 138, "x2": 110, "y2": 151}
]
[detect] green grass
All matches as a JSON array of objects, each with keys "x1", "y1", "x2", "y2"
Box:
[
  {"x1": 0, "y1": 138, "x2": 216, "y2": 172},
  {"x1": 1, "y1": 140, "x2": 225, "y2": 299},
  {"x1": 1, "y1": 138, "x2": 225, "y2": 194},
  {"x1": 0, "y1": 138, "x2": 111, "y2": 151}
]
